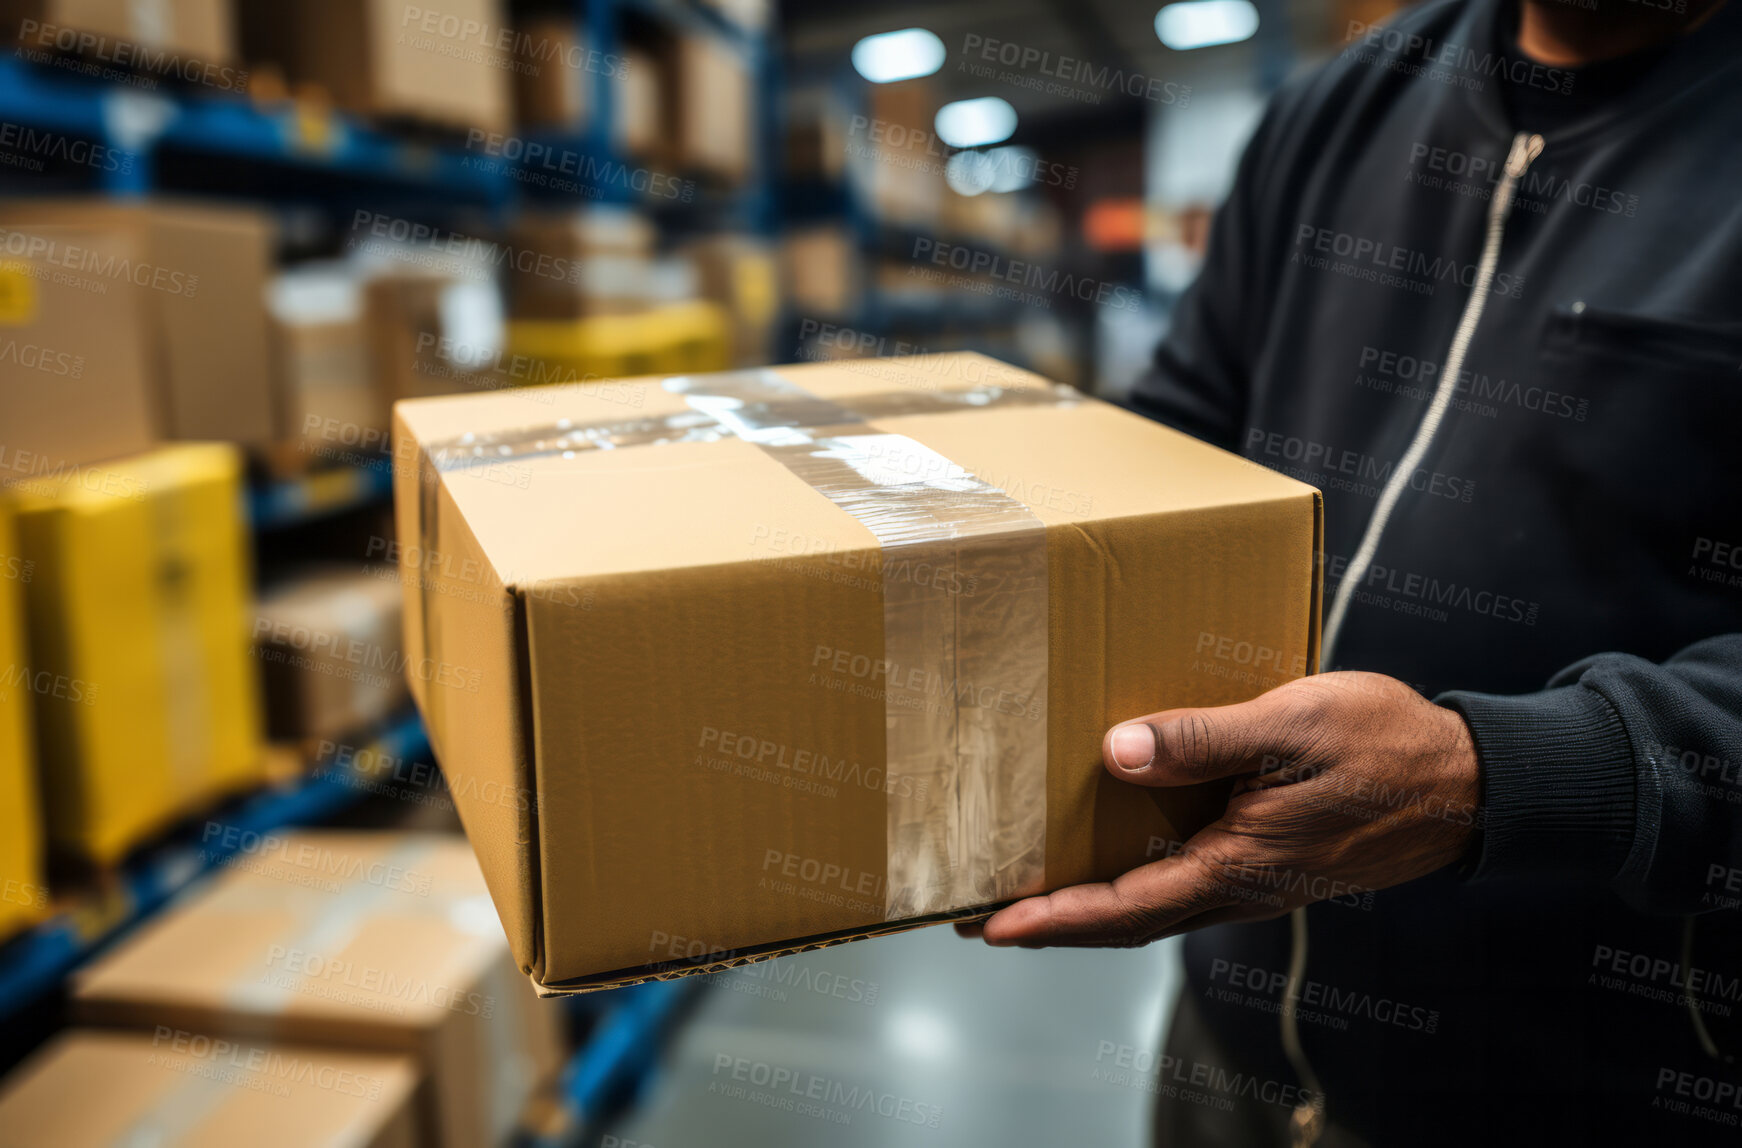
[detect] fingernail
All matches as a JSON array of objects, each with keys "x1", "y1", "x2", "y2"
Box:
[{"x1": 1110, "y1": 723, "x2": 1157, "y2": 771}]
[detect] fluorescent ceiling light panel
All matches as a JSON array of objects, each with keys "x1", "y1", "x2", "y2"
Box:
[
  {"x1": 851, "y1": 28, "x2": 946, "y2": 83},
  {"x1": 1155, "y1": 0, "x2": 1259, "y2": 50},
  {"x1": 935, "y1": 97, "x2": 1018, "y2": 148}
]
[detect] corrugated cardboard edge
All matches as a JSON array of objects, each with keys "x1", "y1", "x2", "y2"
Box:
[
  {"x1": 528, "y1": 904, "x2": 1005, "y2": 996},
  {"x1": 1308, "y1": 491, "x2": 1325, "y2": 675},
  {"x1": 391, "y1": 405, "x2": 543, "y2": 979}
]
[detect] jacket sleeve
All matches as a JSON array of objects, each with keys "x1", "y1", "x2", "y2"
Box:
[
  {"x1": 1438, "y1": 634, "x2": 1742, "y2": 915},
  {"x1": 1124, "y1": 95, "x2": 1285, "y2": 452}
]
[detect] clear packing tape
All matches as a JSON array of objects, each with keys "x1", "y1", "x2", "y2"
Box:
[{"x1": 424, "y1": 371, "x2": 1082, "y2": 919}]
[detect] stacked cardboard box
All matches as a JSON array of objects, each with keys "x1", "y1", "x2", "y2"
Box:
[
  {"x1": 512, "y1": 13, "x2": 590, "y2": 129},
  {"x1": 614, "y1": 46, "x2": 664, "y2": 162},
  {"x1": 852, "y1": 78, "x2": 944, "y2": 226},
  {"x1": 684, "y1": 233, "x2": 779, "y2": 367},
  {"x1": 390, "y1": 353, "x2": 1323, "y2": 992},
  {"x1": 74, "y1": 831, "x2": 566, "y2": 1148},
  {"x1": 780, "y1": 225, "x2": 860, "y2": 318},
  {"x1": 0, "y1": 0, "x2": 235, "y2": 63},
  {"x1": 11, "y1": 443, "x2": 263, "y2": 864},
  {"x1": 0, "y1": 224, "x2": 160, "y2": 471},
  {"x1": 0, "y1": 1030, "x2": 420, "y2": 1147},
  {"x1": 0, "y1": 200, "x2": 284, "y2": 447},
  {"x1": 253, "y1": 566, "x2": 408, "y2": 743},
  {"x1": 267, "y1": 263, "x2": 382, "y2": 470},
  {"x1": 238, "y1": 0, "x2": 511, "y2": 135},
  {"x1": 671, "y1": 33, "x2": 752, "y2": 183},
  {"x1": 504, "y1": 208, "x2": 655, "y2": 322}
]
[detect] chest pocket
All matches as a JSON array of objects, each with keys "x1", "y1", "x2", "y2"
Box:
[{"x1": 1532, "y1": 302, "x2": 1742, "y2": 574}]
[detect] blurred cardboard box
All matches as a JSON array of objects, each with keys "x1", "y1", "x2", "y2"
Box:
[
  {"x1": 0, "y1": 225, "x2": 160, "y2": 470},
  {"x1": 268, "y1": 265, "x2": 382, "y2": 468},
  {"x1": 253, "y1": 566, "x2": 408, "y2": 743},
  {"x1": 390, "y1": 353, "x2": 1322, "y2": 991},
  {"x1": 238, "y1": 0, "x2": 510, "y2": 134},
  {"x1": 672, "y1": 32, "x2": 750, "y2": 182},
  {"x1": 853, "y1": 78, "x2": 944, "y2": 226},
  {"x1": 512, "y1": 13, "x2": 588, "y2": 129},
  {"x1": 0, "y1": 496, "x2": 46, "y2": 943},
  {"x1": 684, "y1": 233, "x2": 778, "y2": 367},
  {"x1": 0, "y1": 1029, "x2": 419, "y2": 1148},
  {"x1": 11, "y1": 443, "x2": 263, "y2": 865},
  {"x1": 365, "y1": 271, "x2": 504, "y2": 406},
  {"x1": 0, "y1": 0, "x2": 234, "y2": 63},
  {"x1": 504, "y1": 209, "x2": 653, "y2": 322},
  {"x1": 74, "y1": 831, "x2": 567, "y2": 1148},
  {"x1": 613, "y1": 46, "x2": 663, "y2": 161},
  {"x1": 784, "y1": 86, "x2": 848, "y2": 181},
  {"x1": 0, "y1": 200, "x2": 283, "y2": 445},
  {"x1": 780, "y1": 225, "x2": 859, "y2": 318}
]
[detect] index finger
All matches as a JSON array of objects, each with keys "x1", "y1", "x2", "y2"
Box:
[{"x1": 980, "y1": 840, "x2": 1237, "y2": 948}]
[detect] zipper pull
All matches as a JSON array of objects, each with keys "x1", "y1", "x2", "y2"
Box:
[{"x1": 1505, "y1": 131, "x2": 1545, "y2": 179}]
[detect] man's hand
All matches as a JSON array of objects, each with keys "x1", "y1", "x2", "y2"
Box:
[{"x1": 980, "y1": 672, "x2": 1482, "y2": 948}]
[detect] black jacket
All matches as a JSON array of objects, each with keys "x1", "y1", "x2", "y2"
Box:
[{"x1": 1130, "y1": 0, "x2": 1742, "y2": 1141}]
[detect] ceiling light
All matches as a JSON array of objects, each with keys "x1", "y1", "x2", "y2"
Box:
[
  {"x1": 935, "y1": 97, "x2": 1017, "y2": 149},
  {"x1": 851, "y1": 28, "x2": 946, "y2": 83},
  {"x1": 1155, "y1": 0, "x2": 1259, "y2": 50}
]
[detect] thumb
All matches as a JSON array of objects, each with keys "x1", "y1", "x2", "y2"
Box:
[{"x1": 1102, "y1": 691, "x2": 1301, "y2": 786}]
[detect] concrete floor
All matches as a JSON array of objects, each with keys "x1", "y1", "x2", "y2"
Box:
[{"x1": 598, "y1": 926, "x2": 1183, "y2": 1148}]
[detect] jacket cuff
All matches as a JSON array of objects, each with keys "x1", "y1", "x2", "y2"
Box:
[{"x1": 1436, "y1": 684, "x2": 1636, "y2": 884}]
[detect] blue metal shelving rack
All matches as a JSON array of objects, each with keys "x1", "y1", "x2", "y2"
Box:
[
  {"x1": 0, "y1": 2, "x2": 766, "y2": 1140},
  {"x1": 0, "y1": 713, "x2": 431, "y2": 1028}
]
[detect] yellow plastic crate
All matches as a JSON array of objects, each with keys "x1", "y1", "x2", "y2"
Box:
[
  {"x1": 507, "y1": 300, "x2": 732, "y2": 383},
  {"x1": 12, "y1": 444, "x2": 264, "y2": 865},
  {"x1": 0, "y1": 496, "x2": 46, "y2": 938}
]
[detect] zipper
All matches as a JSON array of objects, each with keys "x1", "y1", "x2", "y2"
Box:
[
  {"x1": 1287, "y1": 130, "x2": 1545, "y2": 1148},
  {"x1": 1319, "y1": 130, "x2": 1544, "y2": 663}
]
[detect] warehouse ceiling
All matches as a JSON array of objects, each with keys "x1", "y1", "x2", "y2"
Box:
[{"x1": 780, "y1": 0, "x2": 1339, "y2": 132}]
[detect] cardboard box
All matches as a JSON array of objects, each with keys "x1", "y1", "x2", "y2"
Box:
[
  {"x1": 0, "y1": 1030, "x2": 419, "y2": 1148},
  {"x1": 239, "y1": 0, "x2": 510, "y2": 134},
  {"x1": 12, "y1": 443, "x2": 264, "y2": 864},
  {"x1": 513, "y1": 13, "x2": 588, "y2": 129},
  {"x1": 74, "y1": 831, "x2": 567, "y2": 1148},
  {"x1": 613, "y1": 46, "x2": 664, "y2": 161},
  {"x1": 0, "y1": 225, "x2": 160, "y2": 471},
  {"x1": 672, "y1": 32, "x2": 751, "y2": 182},
  {"x1": 784, "y1": 86, "x2": 848, "y2": 181},
  {"x1": 267, "y1": 264, "x2": 383, "y2": 469},
  {"x1": 0, "y1": 0, "x2": 235, "y2": 63},
  {"x1": 0, "y1": 496, "x2": 46, "y2": 942},
  {"x1": 780, "y1": 225, "x2": 860, "y2": 318},
  {"x1": 852, "y1": 78, "x2": 944, "y2": 226},
  {"x1": 390, "y1": 353, "x2": 1322, "y2": 991},
  {"x1": 365, "y1": 272, "x2": 485, "y2": 406},
  {"x1": 503, "y1": 209, "x2": 654, "y2": 322},
  {"x1": 0, "y1": 200, "x2": 283, "y2": 445},
  {"x1": 684, "y1": 233, "x2": 778, "y2": 367},
  {"x1": 253, "y1": 566, "x2": 408, "y2": 743}
]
